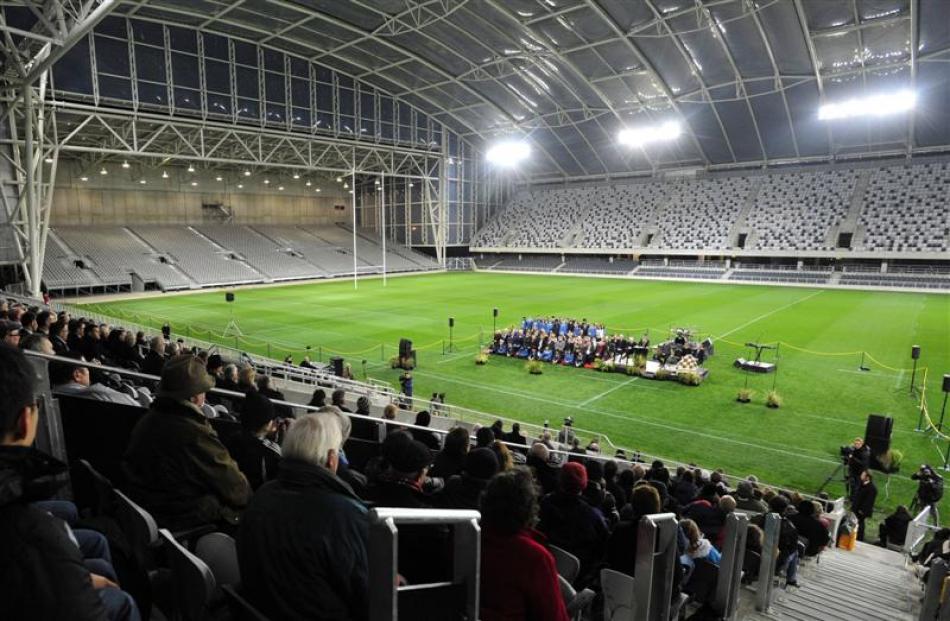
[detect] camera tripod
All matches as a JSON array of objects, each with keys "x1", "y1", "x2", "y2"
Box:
[
  {"x1": 816, "y1": 462, "x2": 851, "y2": 497},
  {"x1": 910, "y1": 495, "x2": 942, "y2": 525}
]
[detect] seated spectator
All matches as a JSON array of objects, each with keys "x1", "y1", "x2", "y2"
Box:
[
  {"x1": 603, "y1": 460, "x2": 626, "y2": 507},
  {"x1": 479, "y1": 468, "x2": 569, "y2": 621},
  {"x1": 49, "y1": 320, "x2": 69, "y2": 355},
  {"x1": 526, "y1": 442, "x2": 558, "y2": 495},
  {"x1": 256, "y1": 375, "x2": 293, "y2": 419},
  {"x1": 504, "y1": 422, "x2": 528, "y2": 452},
  {"x1": 673, "y1": 470, "x2": 699, "y2": 507},
  {"x1": 364, "y1": 431, "x2": 446, "y2": 584},
  {"x1": 308, "y1": 388, "x2": 326, "y2": 408},
  {"x1": 331, "y1": 389, "x2": 351, "y2": 412},
  {"x1": 381, "y1": 403, "x2": 403, "y2": 436},
  {"x1": 50, "y1": 362, "x2": 140, "y2": 407},
  {"x1": 410, "y1": 410, "x2": 441, "y2": 450},
  {"x1": 538, "y1": 462, "x2": 608, "y2": 585},
  {"x1": 141, "y1": 337, "x2": 165, "y2": 377},
  {"x1": 742, "y1": 523, "x2": 764, "y2": 583},
  {"x1": 879, "y1": 505, "x2": 912, "y2": 548},
  {"x1": 683, "y1": 483, "x2": 725, "y2": 542},
  {"x1": 218, "y1": 364, "x2": 239, "y2": 392},
  {"x1": 1, "y1": 319, "x2": 22, "y2": 347},
  {"x1": 0, "y1": 344, "x2": 140, "y2": 620},
  {"x1": 436, "y1": 447, "x2": 499, "y2": 510},
  {"x1": 681, "y1": 518, "x2": 721, "y2": 566},
  {"x1": 237, "y1": 365, "x2": 257, "y2": 393},
  {"x1": 206, "y1": 354, "x2": 224, "y2": 384},
  {"x1": 355, "y1": 396, "x2": 371, "y2": 417},
  {"x1": 20, "y1": 333, "x2": 54, "y2": 355},
  {"x1": 607, "y1": 484, "x2": 662, "y2": 577},
  {"x1": 790, "y1": 500, "x2": 830, "y2": 557},
  {"x1": 122, "y1": 355, "x2": 251, "y2": 530},
  {"x1": 475, "y1": 426, "x2": 495, "y2": 449},
  {"x1": 491, "y1": 440, "x2": 515, "y2": 471},
  {"x1": 734, "y1": 480, "x2": 768, "y2": 513},
  {"x1": 222, "y1": 392, "x2": 282, "y2": 490},
  {"x1": 238, "y1": 413, "x2": 368, "y2": 620},
  {"x1": 429, "y1": 426, "x2": 470, "y2": 479},
  {"x1": 19, "y1": 310, "x2": 36, "y2": 336},
  {"x1": 490, "y1": 420, "x2": 504, "y2": 439}
]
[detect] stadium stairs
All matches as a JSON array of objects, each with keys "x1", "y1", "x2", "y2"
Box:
[{"x1": 740, "y1": 542, "x2": 917, "y2": 621}]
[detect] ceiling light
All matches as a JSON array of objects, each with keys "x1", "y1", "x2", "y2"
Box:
[
  {"x1": 44, "y1": 156, "x2": 53, "y2": 164},
  {"x1": 408, "y1": 182, "x2": 414, "y2": 188},
  {"x1": 162, "y1": 170, "x2": 169, "y2": 179},
  {"x1": 187, "y1": 164, "x2": 195, "y2": 173},
  {"x1": 292, "y1": 173, "x2": 300, "y2": 179},
  {"x1": 264, "y1": 179, "x2": 270, "y2": 185},
  {"x1": 243, "y1": 169, "x2": 251, "y2": 177},
  {"x1": 618, "y1": 121, "x2": 681, "y2": 147},
  {"x1": 99, "y1": 167, "x2": 108, "y2": 175},
  {"x1": 336, "y1": 176, "x2": 342, "y2": 183},
  {"x1": 305, "y1": 180, "x2": 311, "y2": 187},
  {"x1": 121, "y1": 160, "x2": 130, "y2": 169},
  {"x1": 374, "y1": 179, "x2": 380, "y2": 185},
  {"x1": 343, "y1": 182, "x2": 349, "y2": 189},
  {"x1": 190, "y1": 181, "x2": 198, "y2": 186},
  {"x1": 278, "y1": 186, "x2": 285, "y2": 191},
  {"x1": 237, "y1": 184, "x2": 243, "y2": 189},
  {"x1": 315, "y1": 188, "x2": 321, "y2": 192},
  {"x1": 818, "y1": 89, "x2": 916, "y2": 121},
  {"x1": 140, "y1": 178, "x2": 147, "y2": 184},
  {"x1": 80, "y1": 175, "x2": 88, "y2": 182},
  {"x1": 216, "y1": 176, "x2": 223, "y2": 182},
  {"x1": 486, "y1": 139, "x2": 531, "y2": 167}
]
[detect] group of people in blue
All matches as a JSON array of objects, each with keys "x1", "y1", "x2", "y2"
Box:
[{"x1": 490, "y1": 316, "x2": 650, "y2": 368}]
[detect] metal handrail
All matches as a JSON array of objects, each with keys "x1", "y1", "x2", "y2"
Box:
[{"x1": 755, "y1": 512, "x2": 781, "y2": 612}]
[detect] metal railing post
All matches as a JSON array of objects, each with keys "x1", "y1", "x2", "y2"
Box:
[
  {"x1": 756, "y1": 513, "x2": 781, "y2": 612},
  {"x1": 633, "y1": 512, "x2": 677, "y2": 621},
  {"x1": 368, "y1": 515, "x2": 399, "y2": 621},
  {"x1": 714, "y1": 512, "x2": 749, "y2": 620},
  {"x1": 922, "y1": 558, "x2": 947, "y2": 621}
]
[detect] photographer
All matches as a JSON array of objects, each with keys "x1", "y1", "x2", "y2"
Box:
[
  {"x1": 844, "y1": 437, "x2": 870, "y2": 493},
  {"x1": 911, "y1": 465, "x2": 944, "y2": 519}
]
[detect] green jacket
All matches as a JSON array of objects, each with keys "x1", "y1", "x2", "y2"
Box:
[{"x1": 122, "y1": 397, "x2": 251, "y2": 530}]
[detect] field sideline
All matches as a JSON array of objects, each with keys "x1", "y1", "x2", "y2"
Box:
[{"x1": 80, "y1": 272, "x2": 950, "y2": 519}]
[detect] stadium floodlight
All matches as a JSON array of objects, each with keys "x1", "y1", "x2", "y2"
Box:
[
  {"x1": 292, "y1": 173, "x2": 300, "y2": 179},
  {"x1": 305, "y1": 180, "x2": 312, "y2": 187},
  {"x1": 618, "y1": 121, "x2": 681, "y2": 147},
  {"x1": 139, "y1": 179, "x2": 146, "y2": 185},
  {"x1": 486, "y1": 139, "x2": 531, "y2": 167},
  {"x1": 243, "y1": 169, "x2": 251, "y2": 177},
  {"x1": 278, "y1": 186, "x2": 285, "y2": 191},
  {"x1": 818, "y1": 89, "x2": 915, "y2": 121},
  {"x1": 121, "y1": 160, "x2": 130, "y2": 169},
  {"x1": 190, "y1": 181, "x2": 198, "y2": 187},
  {"x1": 44, "y1": 156, "x2": 53, "y2": 164},
  {"x1": 187, "y1": 164, "x2": 195, "y2": 173},
  {"x1": 215, "y1": 176, "x2": 223, "y2": 182},
  {"x1": 264, "y1": 179, "x2": 270, "y2": 185}
]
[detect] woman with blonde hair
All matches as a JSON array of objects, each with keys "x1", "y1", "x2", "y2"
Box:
[
  {"x1": 491, "y1": 440, "x2": 514, "y2": 471},
  {"x1": 680, "y1": 518, "x2": 721, "y2": 566}
]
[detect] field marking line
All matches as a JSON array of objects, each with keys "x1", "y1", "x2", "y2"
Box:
[
  {"x1": 411, "y1": 368, "x2": 836, "y2": 461},
  {"x1": 715, "y1": 290, "x2": 824, "y2": 340},
  {"x1": 436, "y1": 349, "x2": 481, "y2": 364},
  {"x1": 894, "y1": 369, "x2": 905, "y2": 390},
  {"x1": 579, "y1": 377, "x2": 639, "y2": 406}
]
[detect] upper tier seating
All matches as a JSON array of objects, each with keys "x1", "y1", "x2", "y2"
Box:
[
  {"x1": 195, "y1": 225, "x2": 319, "y2": 280},
  {"x1": 747, "y1": 170, "x2": 858, "y2": 251},
  {"x1": 860, "y1": 162, "x2": 950, "y2": 253},
  {"x1": 655, "y1": 176, "x2": 754, "y2": 250}
]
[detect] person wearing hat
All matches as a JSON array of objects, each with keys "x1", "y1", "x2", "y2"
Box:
[
  {"x1": 222, "y1": 392, "x2": 282, "y2": 490},
  {"x1": 122, "y1": 355, "x2": 251, "y2": 530},
  {"x1": 365, "y1": 431, "x2": 448, "y2": 584},
  {"x1": 789, "y1": 499, "x2": 830, "y2": 557},
  {"x1": 435, "y1": 447, "x2": 499, "y2": 511},
  {"x1": 734, "y1": 480, "x2": 768, "y2": 513},
  {"x1": 538, "y1": 461, "x2": 608, "y2": 587}
]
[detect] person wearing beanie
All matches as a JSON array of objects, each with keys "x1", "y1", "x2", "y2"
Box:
[
  {"x1": 222, "y1": 391, "x2": 282, "y2": 490},
  {"x1": 435, "y1": 447, "x2": 499, "y2": 511},
  {"x1": 683, "y1": 482, "x2": 726, "y2": 542},
  {"x1": 365, "y1": 431, "x2": 448, "y2": 584},
  {"x1": 122, "y1": 355, "x2": 251, "y2": 530},
  {"x1": 734, "y1": 480, "x2": 768, "y2": 513},
  {"x1": 538, "y1": 461, "x2": 608, "y2": 586}
]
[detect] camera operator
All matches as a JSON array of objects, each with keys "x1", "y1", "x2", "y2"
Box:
[
  {"x1": 844, "y1": 437, "x2": 870, "y2": 493},
  {"x1": 911, "y1": 464, "x2": 944, "y2": 520}
]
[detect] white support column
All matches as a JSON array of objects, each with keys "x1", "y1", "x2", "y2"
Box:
[
  {"x1": 380, "y1": 172, "x2": 387, "y2": 287},
  {"x1": 351, "y1": 160, "x2": 358, "y2": 289}
]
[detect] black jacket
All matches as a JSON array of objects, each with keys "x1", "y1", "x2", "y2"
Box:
[
  {"x1": 140, "y1": 350, "x2": 165, "y2": 377},
  {"x1": 0, "y1": 446, "x2": 107, "y2": 620},
  {"x1": 790, "y1": 513, "x2": 830, "y2": 556},
  {"x1": 238, "y1": 458, "x2": 369, "y2": 621},
  {"x1": 434, "y1": 474, "x2": 490, "y2": 511},
  {"x1": 851, "y1": 481, "x2": 877, "y2": 519},
  {"x1": 222, "y1": 430, "x2": 282, "y2": 491},
  {"x1": 538, "y1": 491, "x2": 609, "y2": 581}
]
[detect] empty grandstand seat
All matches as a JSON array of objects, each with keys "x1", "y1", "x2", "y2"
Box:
[
  {"x1": 114, "y1": 489, "x2": 161, "y2": 572},
  {"x1": 601, "y1": 568, "x2": 635, "y2": 621},
  {"x1": 194, "y1": 532, "x2": 240, "y2": 587},
  {"x1": 159, "y1": 528, "x2": 217, "y2": 621},
  {"x1": 550, "y1": 544, "x2": 582, "y2": 584}
]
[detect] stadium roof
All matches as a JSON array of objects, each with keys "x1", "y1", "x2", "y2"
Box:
[{"x1": 19, "y1": 1, "x2": 950, "y2": 180}]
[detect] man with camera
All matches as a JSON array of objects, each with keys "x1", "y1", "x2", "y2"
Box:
[{"x1": 911, "y1": 464, "x2": 944, "y2": 523}]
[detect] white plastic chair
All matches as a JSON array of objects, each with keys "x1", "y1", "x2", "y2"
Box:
[
  {"x1": 601, "y1": 568, "x2": 635, "y2": 621},
  {"x1": 194, "y1": 532, "x2": 240, "y2": 587}
]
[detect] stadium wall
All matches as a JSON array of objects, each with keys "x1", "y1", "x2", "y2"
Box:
[{"x1": 51, "y1": 161, "x2": 347, "y2": 226}]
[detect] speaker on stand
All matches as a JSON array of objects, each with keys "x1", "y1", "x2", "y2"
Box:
[
  {"x1": 865, "y1": 414, "x2": 894, "y2": 472},
  {"x1": 911, "y1": 345, "x2": 921, "y2": 395},
  {"x1": 937, "y1": 374, "x2": 950, "y2": 432},
  {"x1": 447, "y1": 317, "x2": 455, "y2": 353}
]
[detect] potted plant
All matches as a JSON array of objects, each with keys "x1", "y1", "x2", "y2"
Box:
[
  {"x1": 737, "y1": 387, "x2": 753, "y2": 403},
  {"x1": 765, "y1": 390, "x2": 782, "y2": 408},
  {"x1": 881, "y1": 449, "x2": 904, "y2": 473},
  {"x1": 526, "y1": 360, "x2": 544, "y2": 375},
  {"x1": 655, "y1": 368, "x2": 671, "y2": 381},
  {"x1": 474, "y1": 353, "x2": 488, "y2": 365},
  {"x1": 625, "y1": 365, "x2": 640, "y2": 377},
  {"x1": 678, "y1": 371, "x2": 701, "y2": 386},
  {"x1": 389, "y1": 355, "x2": 401, "y2": 369}
]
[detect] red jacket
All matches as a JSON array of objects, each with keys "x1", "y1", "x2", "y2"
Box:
[{"x1": 480, "y1": 527, "x2": 569, "y2": 621}]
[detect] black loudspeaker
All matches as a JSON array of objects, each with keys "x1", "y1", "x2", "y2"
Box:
[
  {"x1": 330, "y1": 356, "x2": 344, "y2": 377},
  {"x1": 493, "y1": 308, "x2": 499, "y2": 318},
  {"x1": 225, "y1": 292, "x2": 235, "y2": 303},
  {"x1": 912, "y1": 345, "x2": 921, "y2": 360},
  {"x1": 448, "y1": 317, "x2": 455, "y2": 328},
  {"x1": 161, "y1": 323, "x2": 171, "y2": 340},
  {"x1": 864, "y1": 414, "x2": 893, "y2": 457},
  {"x1": 943, "y1": 374, "x2": 950, "y2": 393},
  {"x1": 399, "y1": 338, "x2": 412, "y2": 358}
]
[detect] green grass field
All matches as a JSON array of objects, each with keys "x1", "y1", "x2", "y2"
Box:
[{"x1": 79, "y1": 272, "x2": 950, "y2": 520}]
